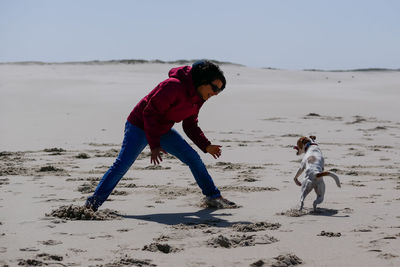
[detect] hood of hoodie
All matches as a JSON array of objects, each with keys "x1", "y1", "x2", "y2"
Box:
[
  {"x1": 168, "y1": 65, "x2": 192, "y2": 83},
  {"x1": 168, "y1": 66, "x2": 200, "y2": 99}
]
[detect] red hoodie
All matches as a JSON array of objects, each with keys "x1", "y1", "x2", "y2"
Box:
[{"x1": 127, "y1": 66, "x2": 211, "y2": 152}]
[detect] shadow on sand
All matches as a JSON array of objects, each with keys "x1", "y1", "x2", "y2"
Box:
[
  {"x1": 119, "y1": 208, "x2": 251, "y2": 227},
  {"x1": 310, "y1": 208, "x2": 349, "y2": 217}
]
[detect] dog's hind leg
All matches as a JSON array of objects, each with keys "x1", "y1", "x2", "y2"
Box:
[
  {"x1": 313, "y1": 181, "x2": 325, "y2": 211},
  {"x1": 299, "y1": 180, "x2": 313, "y2": 211}
]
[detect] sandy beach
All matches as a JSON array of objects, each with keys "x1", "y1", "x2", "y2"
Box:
[{"x1": 1, "y1": 63, "x2": 399, "y2": 266}]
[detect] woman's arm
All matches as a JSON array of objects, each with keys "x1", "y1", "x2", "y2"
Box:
[{"x1": 182, "y1": 114, "x2": 211, "y2": 153}]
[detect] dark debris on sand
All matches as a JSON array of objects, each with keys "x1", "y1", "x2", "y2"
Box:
[
  {"x1": 171, "y1": 220, "x2": 224, "y2": 229},
  {"x1": 95, "y1": 149, "x2": 119, "y2": 158},
  {"x1": 143, "y1": 165, "x2": 171, "y2": 170},
  {"x1": 232, "y1": 222, "x2": 281, "y2": 232},
  {"x1": 18, "y1": 253, "x2": 63, "y2": 266},
  {"x1": 0, "y1": 151, "x2": 28, "y2": 176},
  {"x1": 219, "y1": 185, "x2": 279, "y2": 192},
  {"x1": 96, "y1": 256, "x2": 156, "y2": 267},
  {"x1": 77, "y1": 181, "x2": 97, "y2": 194},
  {"x1": 18, "y1": 259, "x2": 44, "y2": 266},
  {"x1": 38, "y1": 240, "x2": 62, "y2": 246},
  {"x1": 36, "y1": 253, "x2": 63, "y2": 262},
  {"x1": 208, "y1": 234, "x2": 278, "y2": 248},
  {"x1": 46, "y1": 205, "x2": 120, "y2": 221},
  {"x1": 250, "y1": 259, "x2": 266, "y2": 267},
  {"x1": 0, "y1": 178, "x2": 10, "y2": 185},
  {"x1": 377, "y1": 253, "x2": 399, "y2": 260},
  {"x1": 277, "y1": 209, "x2": 308, "y2": 217},
  {"x1": 38, "y1": 165, "x2": 65, "y2": 172},
  {"x1": 318, "y1": 231, "x2": 341, "y2": 237},
  {"x1": 142, "y1": 243, "x2": 180, "y2": 254},
  {"x1": 305, "y1": 113, "x2": 320, "y2": 117},
  {"x1": 43, "y1": 148, "x2": 66, "y2": 153},
  {"x1": 0, "y1": 166, "x2": 28, "y2": 176},
  {"x1": 271, "y1": 254, "x2": 303, "y2": 266},
  {"x1": 76, "y1": 152, "x2": 90, "y2": 159}
]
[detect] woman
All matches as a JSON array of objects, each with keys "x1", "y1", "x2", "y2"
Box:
[{"x1": 85, "y1": 60, "x2": 236, "y2": 211}]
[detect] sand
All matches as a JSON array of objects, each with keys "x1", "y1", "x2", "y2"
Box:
[{"x1": 0, "y1": 63, "x2": 400, "y2": 266}]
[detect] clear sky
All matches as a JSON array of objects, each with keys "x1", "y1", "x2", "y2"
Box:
[{"x1": 1, "y1": 0, "x2": 399, "y2": 70}]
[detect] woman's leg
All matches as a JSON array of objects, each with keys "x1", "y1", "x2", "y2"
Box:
[
  {"x1": 86, "y1": 121, "x2": 148, "y2": 210},
  {"x1": 160, "y1": 128, "x2": 221, "y2": 198}
]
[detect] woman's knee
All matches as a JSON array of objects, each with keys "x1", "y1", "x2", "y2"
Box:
[
  {"x1": 109, "y1": 157, "x2": 132, "y2": 175},
  {"x1": 181, "y1": 149, "x2": 203, "y2": 166}
]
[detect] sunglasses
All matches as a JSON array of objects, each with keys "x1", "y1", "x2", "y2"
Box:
[{"x1": 210, "y1": 83, "x2": 223, "y2": 93}]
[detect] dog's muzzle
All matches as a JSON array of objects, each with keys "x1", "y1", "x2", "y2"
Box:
[{"x1": 293, "y1": 146, "x2": 300, "y2": 155}]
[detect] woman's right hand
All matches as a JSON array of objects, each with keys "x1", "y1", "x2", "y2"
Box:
[
  {"x1": 206, "y1": 145, "x2": 222, "y2": 159},
  {"x1": 150, "y1": 147, "x2": 167, "y2": 165}
]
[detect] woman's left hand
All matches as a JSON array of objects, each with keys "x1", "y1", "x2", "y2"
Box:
[
  {"x1": 150, "y1": 147, "x2": 167, "y2": 165},
  {"x1": 206, "y1": 145, "x2": 222, "y2": 159}
]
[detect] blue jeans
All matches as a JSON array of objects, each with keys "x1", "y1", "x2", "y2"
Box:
[{"x1": 87, "y1": 121, "x2": 221, "y2": 208}]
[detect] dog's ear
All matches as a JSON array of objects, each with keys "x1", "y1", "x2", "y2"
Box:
[
  {"x1": 309, "y1": 135, "x2": 316, "y2": 141},
  {"x1": 301, "y1": 137, "x2": 310, "y2": 145}
]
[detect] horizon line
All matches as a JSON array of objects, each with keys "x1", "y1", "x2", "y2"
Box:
[{"x1": 0, "y1": 59, "x2": 398, "y2": 72}]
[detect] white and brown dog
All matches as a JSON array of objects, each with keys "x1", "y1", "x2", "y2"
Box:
[{"x1": 293, "y1": 136, "x2": 341, "y2": 211}]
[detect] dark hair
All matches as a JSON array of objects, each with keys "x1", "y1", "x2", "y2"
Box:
[{"x1": 191, "y1": 60, "x2": 226, "y2": 90}]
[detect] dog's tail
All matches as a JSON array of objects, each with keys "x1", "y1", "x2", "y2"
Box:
[{"x1": 316, "y1": 171, "x2": 341, "y2": 188}]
